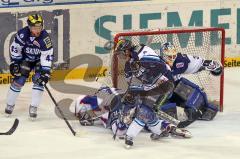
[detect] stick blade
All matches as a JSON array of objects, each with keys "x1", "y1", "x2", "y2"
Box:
[{"x1": 0, "y1": 118, "x2": 19, "y2": 135}]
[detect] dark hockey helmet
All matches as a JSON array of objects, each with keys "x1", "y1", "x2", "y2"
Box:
[
  {"x1": 27, "y1": 14, "x2": 43, "y2": 27},
  {"x1": 115, "y1": 39, "x2": 133, "y2": 52},
  {"x1": 124, "y1": 92, "x2": 136, "y2": 105}
]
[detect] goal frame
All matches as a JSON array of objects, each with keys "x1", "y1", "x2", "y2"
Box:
[{"x1": 112, "y1": 27, "x2": 225, "y2": 112}]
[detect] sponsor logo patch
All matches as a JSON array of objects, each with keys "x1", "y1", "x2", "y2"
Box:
[{"x1": 176, "y1": 62, "x2": 184, "y2": 68}]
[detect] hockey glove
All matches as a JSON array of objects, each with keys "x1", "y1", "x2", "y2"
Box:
[
  {"x1": 9, "y1": 61, "x2": 21, "y2": 77},
  {"x1": 203, "y1": 60, "x2": 223, "y2": 76},
  {"x1": 36, "y1": 71, "x2": 51, "y2": 85}
]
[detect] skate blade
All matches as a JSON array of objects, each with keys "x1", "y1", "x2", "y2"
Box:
[
  {"x1": 29, "y1": 117, "x2": 37, "y2": 121},
  {"x1": 124, "y1": 144, "x2": 132, "y2": 149},
  {"x1": 75, "y1": 130, "x2": 88, "y2": 137},
  {"x1": 5, "y1": 114, "x2": 11, "y2": 118}
]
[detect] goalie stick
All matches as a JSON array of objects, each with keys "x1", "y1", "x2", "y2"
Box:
[{"x1": 0, "y1": 118, "x2": 19, "y2": 135}]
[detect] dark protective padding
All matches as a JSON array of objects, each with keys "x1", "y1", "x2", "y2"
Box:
[{"x1": 174, "y1": 80, "x2": 195, "y2": 101}]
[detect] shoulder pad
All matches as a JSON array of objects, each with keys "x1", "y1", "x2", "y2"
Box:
[
  {"x1": 38, "y1": 30, "x2": 53, "y2": 51},
  {"x1": 15, "y1": 27, "x2": 30, "y2": 45}
]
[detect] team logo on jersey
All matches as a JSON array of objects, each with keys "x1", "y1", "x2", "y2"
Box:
[
  {"x1": 25, "y1": 47, "x2": 41, "y2": 55},
  {"x1": 20, "y1": 34, "x2": 24, "y2": 38},
  {"x1": 176, "y1": 62, "x2": 184, "y2": 68},
  {"x1": 30, "y1": 37, "x2": 36, "y2": 42}
]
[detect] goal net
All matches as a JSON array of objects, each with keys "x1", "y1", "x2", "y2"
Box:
[{"x1": 110, "y1": 27, "x2": 225, "y2": 112}]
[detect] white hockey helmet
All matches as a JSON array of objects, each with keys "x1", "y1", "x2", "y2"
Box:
[{"x1": 160, "y1": 42, "x2": 177, "y2": 63}]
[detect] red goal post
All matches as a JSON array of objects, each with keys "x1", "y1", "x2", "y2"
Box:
[{"x1": 111, "y1": 27, "x2": 225, "y2": 112}]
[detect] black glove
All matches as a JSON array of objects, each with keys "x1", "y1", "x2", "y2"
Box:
[
  {"x1": 9, "y1": 61, "x2": 21, "y2": 76},
  {"x1": 36, "y1": 71, "x2": 51, "y2": 85}
]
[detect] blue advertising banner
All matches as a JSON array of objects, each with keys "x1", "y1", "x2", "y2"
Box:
[{"x1": 0, "y1": 0, "x2": 144, "y2": 8}]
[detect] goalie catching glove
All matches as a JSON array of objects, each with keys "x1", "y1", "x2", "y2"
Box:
[{"x1": 202, "y1": 60, "x2": 223, "y2": 76}]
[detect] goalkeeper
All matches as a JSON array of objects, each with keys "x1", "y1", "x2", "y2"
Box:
[{"x1": 158, "y1": 42, "x2": 223, "y2": 128}]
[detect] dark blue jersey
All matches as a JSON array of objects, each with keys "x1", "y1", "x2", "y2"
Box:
[{"x1": 10, "y1": 26, "x2": 53, "y2": 71}]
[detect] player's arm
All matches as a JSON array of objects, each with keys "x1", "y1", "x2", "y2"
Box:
[
  {"x1": 37, "y1": 35, "x2": 53, "y2": 85},
  {"x1": 184, "y1": 54, "x2": 222, "y2": 76},
  {"x1": 9, "y1": 31, "x2": 25, "y2": 76},
  {"x1": 129, "y1": 74, "x2": 169, "y2": 93}
]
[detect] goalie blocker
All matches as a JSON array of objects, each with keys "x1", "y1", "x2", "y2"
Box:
[{"x1": 160, "y1": 77, "x2": 218, "y2": 128}]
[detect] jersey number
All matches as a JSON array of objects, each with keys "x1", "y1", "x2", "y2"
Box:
[
  {"x1": 46, "y1": 55, "x2": 54, "y2": 62},
  {"x1": 11, "y1": 46, "x2": 18, "y2": 53}
]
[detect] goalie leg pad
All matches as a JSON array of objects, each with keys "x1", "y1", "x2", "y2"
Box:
[{"x1": 200, "y1": 103, "x2": 218, "y2": 120}]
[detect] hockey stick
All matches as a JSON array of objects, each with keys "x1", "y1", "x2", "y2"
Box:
[
  {"x1": 44, "y1": 84, "x2": 77, "y2": 136},
  {"x1": 0, "y1": 118, "x2": 19, "y2": 135}
]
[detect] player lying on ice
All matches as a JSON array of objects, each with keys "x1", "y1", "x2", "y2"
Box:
[
  {"x1": 158, "y1": 42, "x2": 223, "y2": 127},
  {"x1": 75, "y1": 86, "x2": 192, "y2": 149}
]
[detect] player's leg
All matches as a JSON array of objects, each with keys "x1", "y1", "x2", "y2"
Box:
[
  {"x1": 30, "y1": 72, "x2": 45, "y2": 119},
  {"x1": 5, "y1": 76, "x2": 27, "y2": 116},
  {"x1": 125, "y1": 118, "x2": 145, "y2": 148}
]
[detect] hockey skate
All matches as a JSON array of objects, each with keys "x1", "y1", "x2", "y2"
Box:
[
  {"x1": 150, "y1": 130, "x2": 170, "y2": 140},
  {"x1": 170, "y1": 126, "x2": 192, "y2": 138},
  {"x1": 5, "y1": 104, "x2": 15, "y2": 117},
  {"x1": 29, "y1": 105, "x2": 38, "y2": 120},
  {"x1": 124, "y1": 135, "x2": 133, "y2": 149}
]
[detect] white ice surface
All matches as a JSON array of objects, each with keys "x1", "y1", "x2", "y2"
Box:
[{"x1": 0, "y1": 68, "x2": 240, "y2": 159}]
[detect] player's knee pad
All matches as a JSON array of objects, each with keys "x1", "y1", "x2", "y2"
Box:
[
  {"x1": 32, "y1": 72, "x2": 41, "y2": 84},
  {"x1": 20, "y1": 61, "x2": 31, "y2": 77},
  {"x1": 160, "y1": 103, "x2": 177, "y2": 119},
  {"x1": 11, "y1": 76, "x2": 27, "y2": 92},
  {"x1": 136, "y1": 104, "x2": 158, "y2": 124}
]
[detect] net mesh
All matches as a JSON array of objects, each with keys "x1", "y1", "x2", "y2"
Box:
[{"x1": 109, "y1": 28, "x2": 224, "y2": 111}]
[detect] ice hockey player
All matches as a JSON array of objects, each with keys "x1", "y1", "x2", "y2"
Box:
[
  {"x1": 159, "y1": 42, "x2": 223, "y2": 127},
  {"x1": 75, "y1": 86, "x2": 192, "y2": 149},
  {"x1": 114, "y1": 39, "x2": 174, "y2": 107},
  {"x1": 4, "y1": 14, "x2": 53, "y2": 120}
]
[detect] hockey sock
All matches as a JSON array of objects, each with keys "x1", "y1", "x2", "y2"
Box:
[
  {"x1": 30, "y1": 85, "x2": 44, "y2": 107},
  {"x1": 6, "y1": 85, "x2": 21, "y2": 106}
]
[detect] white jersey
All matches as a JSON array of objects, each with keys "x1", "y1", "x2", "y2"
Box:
[
  {"x1": 171, "y1": 53, "x2": 204, "y2": 80},
  {"x1": 137, "y1": 45, "x2": 159, "y2": 60}
]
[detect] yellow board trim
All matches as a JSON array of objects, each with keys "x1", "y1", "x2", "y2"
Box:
[
  {"x1": 224, "y1": 57, "x2": 240, "y2": 67},
  {"x1": 0, "y1": 67, "x2": 109, "y2": 85}
]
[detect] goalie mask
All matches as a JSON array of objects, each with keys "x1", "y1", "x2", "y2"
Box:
[
  {"x1": 160, "y1": 42, "x2": 177, "y2": 66},
  {"x1": 123, "y1": 92, "x2": 136, "y2": 105}
]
